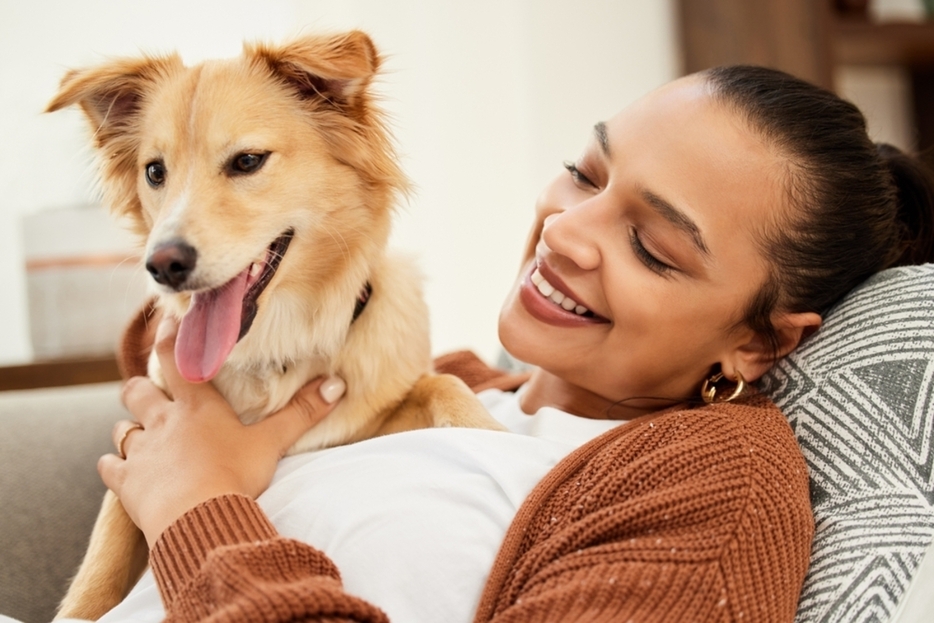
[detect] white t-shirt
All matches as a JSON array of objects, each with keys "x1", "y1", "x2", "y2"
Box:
[{"x1": 94, "y1": 388, "x2": 623, "y2": 623}]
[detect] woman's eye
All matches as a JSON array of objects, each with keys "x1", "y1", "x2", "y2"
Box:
[
  {"x1": 145, "y1": 161, "x2": 166, "y2": 188},
  {"x1": 629, "y1": 228, "x2": 673, "y2": 276},
  {"x1": 228, "y1": 152, "x2": 269, "y2": 176},
  {"x1": 563, "y1": 161, "x2": 596, "y2": 188}
]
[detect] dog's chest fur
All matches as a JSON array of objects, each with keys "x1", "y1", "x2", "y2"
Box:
[{"x1": 149, "y1": 251, "x2": 433, "y2": 454}]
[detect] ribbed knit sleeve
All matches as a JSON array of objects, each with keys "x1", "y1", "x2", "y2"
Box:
[
  {"x1": 474, "y1": 394, "x2": 813, "y2": 623},
  {"x1": 150, "y1": 494, "x2": 389, "y2": 622}
]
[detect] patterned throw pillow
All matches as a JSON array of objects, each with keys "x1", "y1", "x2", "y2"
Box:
[{"x1": 760, "y1": 264, "x2": 934, "y2": 623}]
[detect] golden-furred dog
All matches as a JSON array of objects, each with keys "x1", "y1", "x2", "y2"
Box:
[{"x1": 47, "y1": 31, "x2": 500, "y2": 620}]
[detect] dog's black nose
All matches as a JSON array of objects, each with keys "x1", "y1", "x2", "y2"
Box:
[{"x1": 146, "y1": 240, "x2": 198, "y2": 289}]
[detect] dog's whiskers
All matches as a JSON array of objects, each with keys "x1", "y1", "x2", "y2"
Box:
[{"x1": 321, "y1": 224, "x2": 352, "y2": 264}]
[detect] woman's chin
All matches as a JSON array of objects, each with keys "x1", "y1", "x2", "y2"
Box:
[
  {"x1": 497, "y1": 286, "x2": 574, "y2": 372},
  {"x1": 497, "y1": 286, "x2": 539, "y2": 367}
]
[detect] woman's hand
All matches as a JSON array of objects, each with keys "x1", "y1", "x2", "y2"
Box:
[{"x1": 98, "y1": 316, "x2": 346, "y2": 547}]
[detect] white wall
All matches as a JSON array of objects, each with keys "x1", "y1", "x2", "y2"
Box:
[
  {"x1": 0, "y1": 0, "x2": 678, "y2": 365},
  {"x1": 837, "y1": 65, "x2": 917, "y2": 153}
]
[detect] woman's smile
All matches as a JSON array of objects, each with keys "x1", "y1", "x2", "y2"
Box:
[
  {"x1": 518, "y1": 259, "x2": 609, "y2": 328},
  {"x1": 498, "y1": 75, "x2": 794, "y2": 417}
]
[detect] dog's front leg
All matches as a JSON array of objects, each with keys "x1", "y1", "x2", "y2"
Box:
[
  {"x1": 56, "y1": 490, "x2": 148, "y2": 620},
  {"x1": 382, "y1": 373, "x2": 507, "y2": 434}
]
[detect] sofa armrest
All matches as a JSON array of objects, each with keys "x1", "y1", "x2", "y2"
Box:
[{"x1": 0, "y1": 382, "x2": 127, "y2": 623}]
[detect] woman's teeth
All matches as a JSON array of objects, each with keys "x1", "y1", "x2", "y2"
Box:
[{"x1": 531, "y1": 268, "x2": 591, "y2": 315}]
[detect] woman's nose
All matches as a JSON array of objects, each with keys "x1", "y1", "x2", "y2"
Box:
[{"x1": 540, "y1": 207, "x2": 602, "y2": 271}]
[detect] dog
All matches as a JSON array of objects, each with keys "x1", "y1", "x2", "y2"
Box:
[{"x1": 47, "y1": 31, "x2": 501, "y2": 620}]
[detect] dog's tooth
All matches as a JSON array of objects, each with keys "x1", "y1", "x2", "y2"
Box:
[{"x1": 249, "y1": 263, "x2": 262, "y2": 278}]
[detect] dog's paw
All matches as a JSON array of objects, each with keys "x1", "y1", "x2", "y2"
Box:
[
  {"x1": 441, "y1": 411, "x2": 509, "y2": 432},
  {"x1": 417, "y1": 373, "x2": 507, "y2": 432}
]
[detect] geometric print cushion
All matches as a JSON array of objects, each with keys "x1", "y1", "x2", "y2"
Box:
[{"x1": 759, "y1": 264, "x2": 934, "y2": 623}]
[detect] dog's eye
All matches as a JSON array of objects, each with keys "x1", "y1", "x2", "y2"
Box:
[
  {"x1": 228, "y1": 152, "x2": 269, "y2": 176},
  {"x1": 145, "y1": 161, "x2": 166, "y2": 188}
]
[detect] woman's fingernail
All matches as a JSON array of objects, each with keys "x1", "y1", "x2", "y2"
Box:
[{"x1": 319, "y1": 376, "x2": 346, "y2": 404}]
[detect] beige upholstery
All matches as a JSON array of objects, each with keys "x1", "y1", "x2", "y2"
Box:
[{"x1": 0, "y1": 382, "x2": 127, "y2": 623}]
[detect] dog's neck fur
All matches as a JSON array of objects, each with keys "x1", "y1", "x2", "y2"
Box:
[{"x1": 148, "y1": 245, "x2": 418, "y2": 437}]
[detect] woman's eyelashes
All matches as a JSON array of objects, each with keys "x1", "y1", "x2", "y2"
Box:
[
  {"x1": 564, "y1": 161, "x2": 596, "y2": 188},
  {"x1": 563, "y1": 159, "x2": 674, "y2": 276},
  {"x1": 629, "y1": 228, "x2": 674, "y2": 275}
]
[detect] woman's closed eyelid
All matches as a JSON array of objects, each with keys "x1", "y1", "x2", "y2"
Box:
[
  {"x1": 629, "y1": 228, "x2": 674, "y2": 276},
  {"x1": 563, "y1": 161, "x2": 597, "y2": 188},
  {"x1": 561, "y1": 157, "x2": 674, "y2": 276}
]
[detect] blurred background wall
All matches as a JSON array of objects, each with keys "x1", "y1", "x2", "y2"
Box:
[
  {"x1": 0, "y1": 0, "x2": 678, "y2": 367},
  {"x1": 2, "y1": 0, "x2": 930, "y2": 379}
]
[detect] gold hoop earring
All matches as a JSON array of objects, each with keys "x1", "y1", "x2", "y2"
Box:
[{"x1": 701, "y1": 371, "x2": 746, "y2": 404}]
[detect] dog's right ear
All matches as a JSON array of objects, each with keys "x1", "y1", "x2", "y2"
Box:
[
  {"x1": 45, "y1": 55, "x2": 181, "y2": 148},
  {"x1": 247, "y1": 31, "x2": 380, "y2": 110}
]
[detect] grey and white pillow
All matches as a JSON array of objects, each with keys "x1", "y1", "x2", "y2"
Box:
[{"x1": 760, "y1": 264, "x2": 934, "y2": 623}]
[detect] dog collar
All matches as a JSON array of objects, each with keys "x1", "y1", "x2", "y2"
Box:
[{"x1": 352, "y1": 282, "x2": 372, "y2": 323}]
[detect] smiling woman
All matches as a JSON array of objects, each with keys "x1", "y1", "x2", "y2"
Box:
[
  {"x1": 500, "y1": 73, "x2": 822, "y2": 422},
  {"x1": 72, "y1": 65, "x2": 934, "y2": 623}
]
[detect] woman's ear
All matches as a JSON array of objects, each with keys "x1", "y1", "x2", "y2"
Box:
[{"x1": 722, "y1": 311, "x2": 822, "y2": 383}]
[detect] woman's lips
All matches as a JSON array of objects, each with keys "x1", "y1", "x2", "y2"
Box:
[{"x1": 518, "y1": 262, "x2": 609, "y2": 327}]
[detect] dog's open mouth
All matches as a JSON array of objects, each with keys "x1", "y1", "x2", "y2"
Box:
[{"x1": 175, "y1": 229, "x2": 294, "y2": 383}]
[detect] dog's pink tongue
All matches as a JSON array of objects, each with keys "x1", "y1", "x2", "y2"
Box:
[{"x1": 176, "y1": 268, "x2": 250, "y2": 382}]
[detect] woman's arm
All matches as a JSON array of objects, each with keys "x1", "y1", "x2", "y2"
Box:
[
  {"x1": 474, "y1": 398, "x2": 813, "y2": 623},
  {"x1": 149, "y1": 495, "x2": 388, "y2": 622},
  {"x1": 98, "y1": 318, "x2": 388, "y2": 622}
]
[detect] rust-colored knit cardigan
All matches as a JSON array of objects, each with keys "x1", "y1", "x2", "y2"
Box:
[{"x1": 122, "y1": 312, "x2": 813, "y2": 622}]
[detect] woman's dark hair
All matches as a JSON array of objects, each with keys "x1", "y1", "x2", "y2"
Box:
[{"x1": 704, "y1": 65, "x2": 934, "y2": 358}]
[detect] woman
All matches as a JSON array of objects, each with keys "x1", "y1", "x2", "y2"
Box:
[{"x1": 97, "y1": 66, "x2": 934, "y2": 622}]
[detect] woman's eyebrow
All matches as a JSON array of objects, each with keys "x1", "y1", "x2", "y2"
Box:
[
  {"x1": 594, "y1": 122, "x2": 610, "y2": 156},
  {"x1": 639, "y1": 188, "x2": 710, "y2": 257}
]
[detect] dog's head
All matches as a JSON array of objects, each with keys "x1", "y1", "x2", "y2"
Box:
[{"x1": 48, "y1": 31, "x2": 408, "y2": 382}]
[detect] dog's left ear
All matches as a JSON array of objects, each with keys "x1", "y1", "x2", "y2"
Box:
[
  {"x1": 248, "y1": 31, "x2": 380, "y2": 108},
  {"x1": 45, "y1": 55, "x2": 182, "y2": 232},
  {"x1": 45, "y1": 55, "x2": 182, "y2": 148}
]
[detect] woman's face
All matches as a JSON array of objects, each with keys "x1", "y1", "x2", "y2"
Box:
[{"x1": 498, "y1": 75, "x2": 795, "y2": 416}]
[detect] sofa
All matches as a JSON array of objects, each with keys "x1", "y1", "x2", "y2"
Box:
[{"x1": 2, "y1": 264, "x2": 933, "y2": 623}]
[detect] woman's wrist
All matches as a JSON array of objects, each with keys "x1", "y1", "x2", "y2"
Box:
[
  {"x1": 139, "y1": 485, "x2": 248, "y2": 548},
  {"x1": 150, "y1": 494, "x2": 278, "y2": 602}
]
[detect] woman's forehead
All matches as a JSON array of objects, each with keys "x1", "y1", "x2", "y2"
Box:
[
  {"x1": 599, "y1": 76, "x2": 790, "y2": 263},
  {"x1": 605, "y1": 75, "x2": 730, "y2": 139}
]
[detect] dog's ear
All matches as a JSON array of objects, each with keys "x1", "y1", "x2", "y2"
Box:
[
  {"x1": 45, "y1": 54, "x2": 181, "y2": 147},
  {"x1": 247, "y1": 31, "x2": 380, "y2": 108},
  {"x1": 46, "y1": 55, "x2": 180, "y2": 235}
]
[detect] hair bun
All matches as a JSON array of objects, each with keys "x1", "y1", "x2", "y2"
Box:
[{"x1": 876, "y1": 143, "x2": 934, "y2": 267}]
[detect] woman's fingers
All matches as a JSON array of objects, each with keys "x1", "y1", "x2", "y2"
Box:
[
  {"x1": 98, "y1": 453, "x2": 125, "y2": 493},
  {"x1": 100, "y1": 420, "x2": 140, "y2": 494},
  {"x1": 120, "y1": 376, "x2": 169, "y2": 425},
  {"x1": 258, "y1": 375, "x2": 346, "y2": 454},
  {"x1": 111, "y1": 419, "x2": 145, "y2": 458},
  {"x1": 153, "y1": 315, "x2": 229, "y2": 410},
  {"x1": 153, "y1": 315, "x2": 187, "y2": 390},
  {"x1": 153, "y1": 315, "x2": 218, "y2": 399}
]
